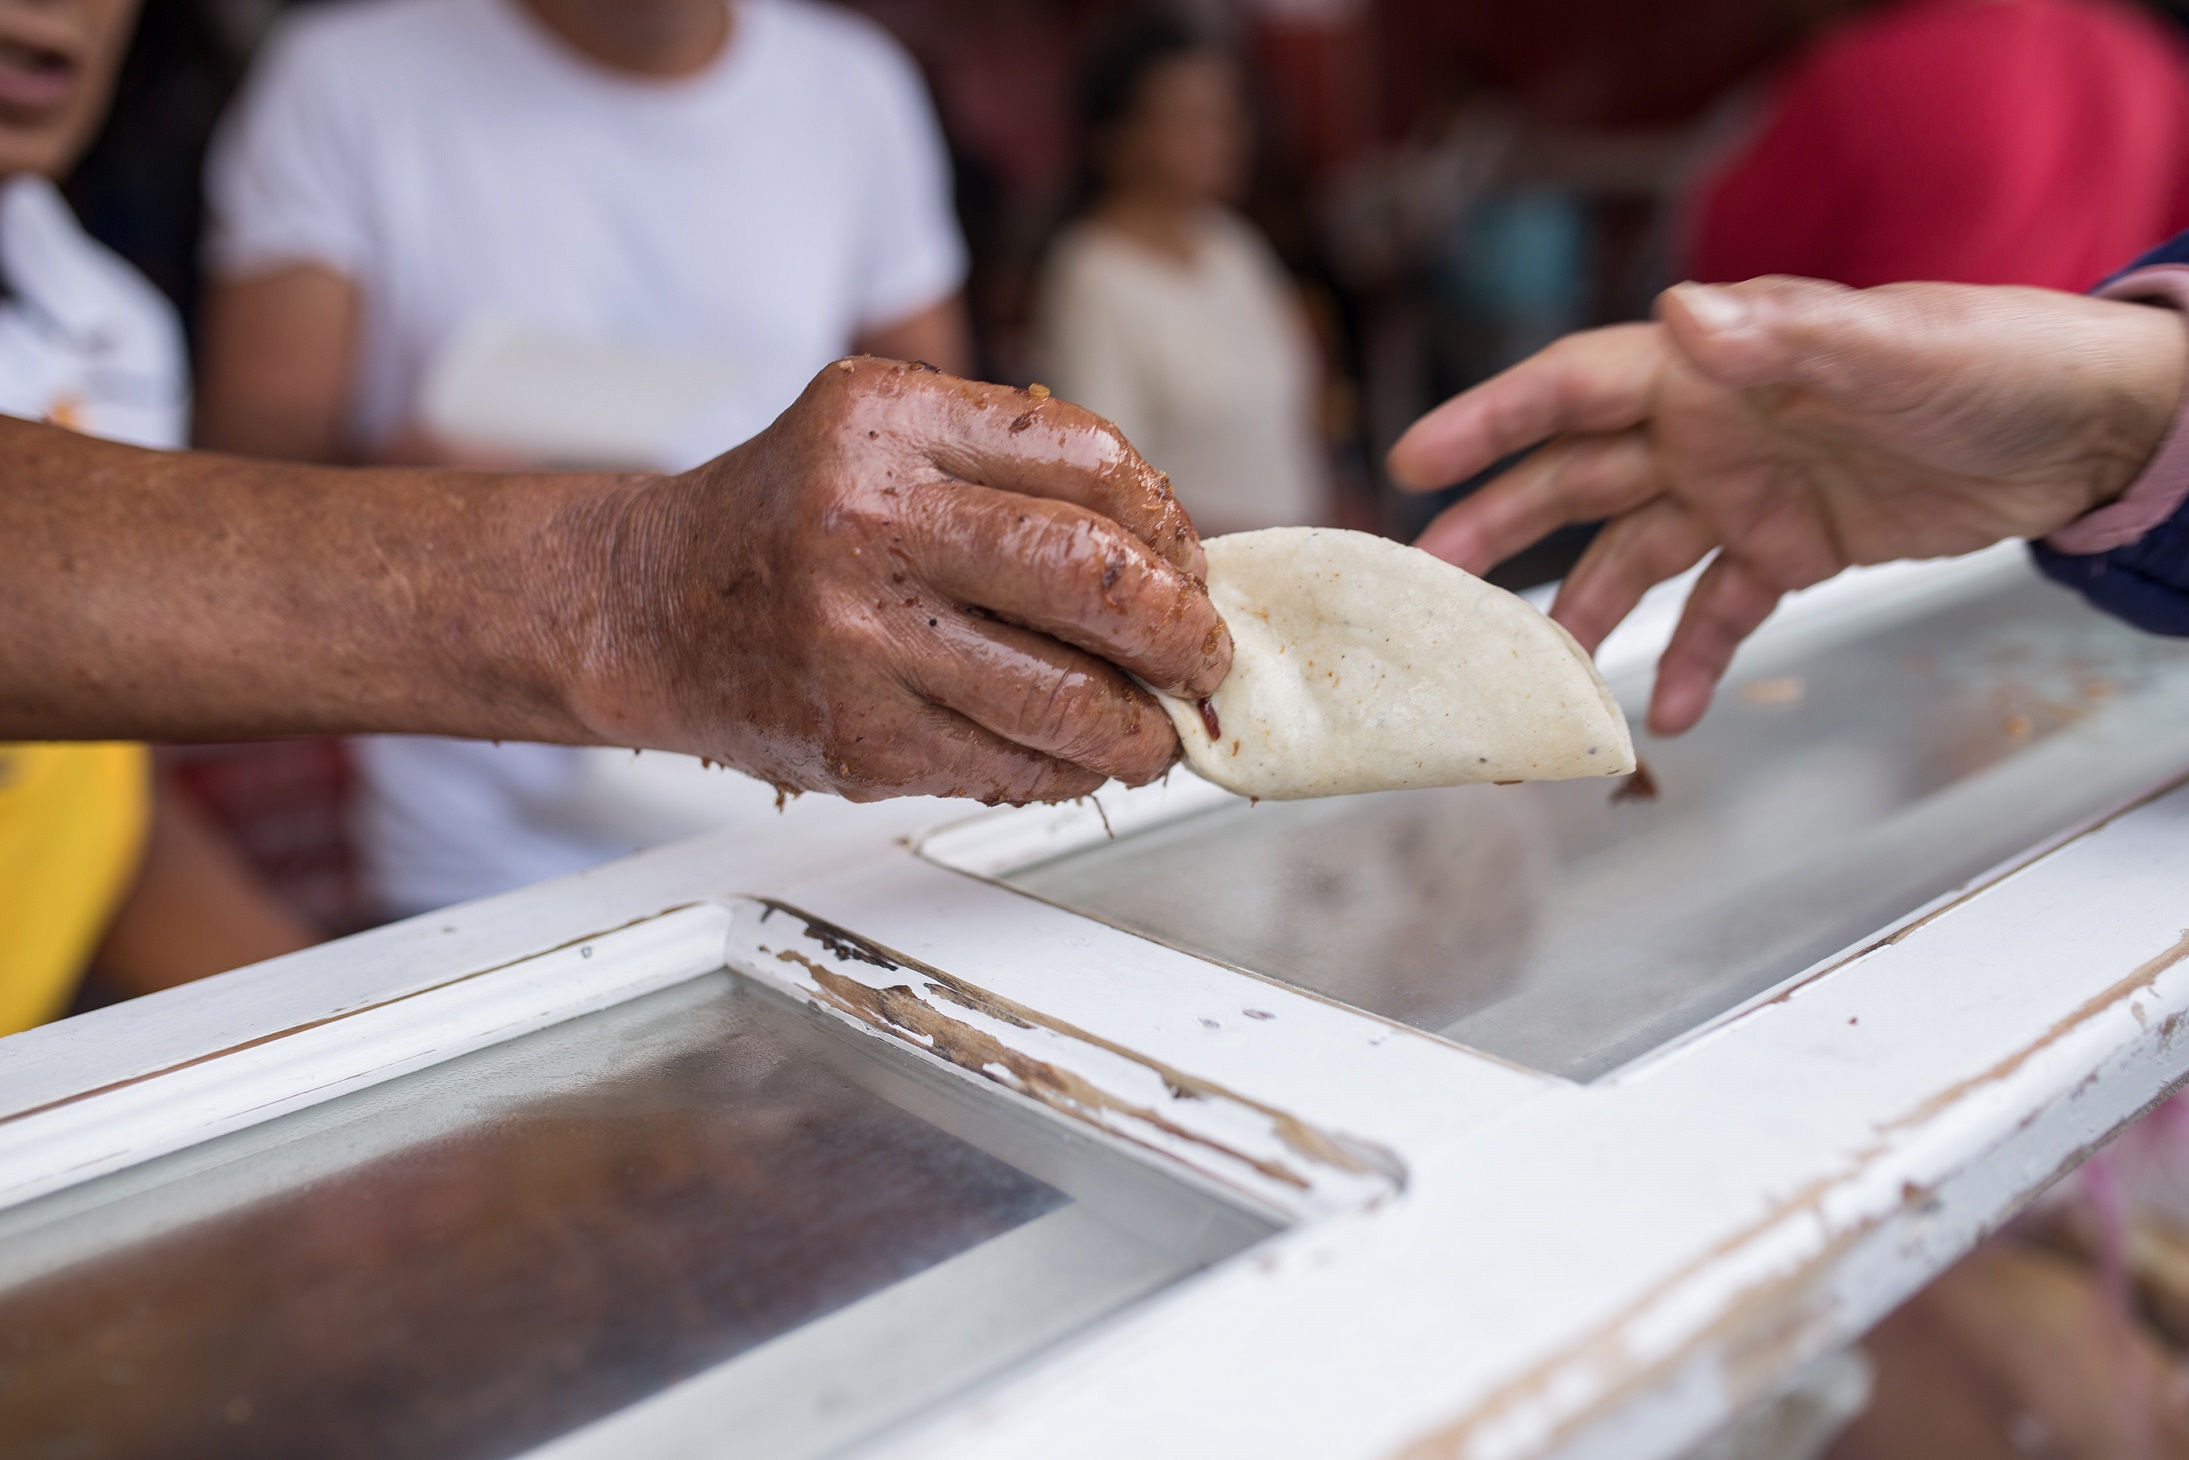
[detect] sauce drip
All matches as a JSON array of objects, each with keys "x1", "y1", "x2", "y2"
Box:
[
  {"x1": 1611, "y1": 758, "x2": 1660, "y2": 804},
  {"x1": 1196, "y1": 697, "x2": 1222, "y2": 741}
]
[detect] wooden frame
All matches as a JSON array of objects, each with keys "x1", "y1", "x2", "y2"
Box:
[{"x1": 4, "y1": 546, "x2": 2186, "y2": 1460}]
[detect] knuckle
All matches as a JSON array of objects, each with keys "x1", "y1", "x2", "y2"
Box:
[
  {"x1": 811, "y1": 355, "x2": 867, "y2": 408},
  {"x1": 1065, "y1": 404, "x2": 1131, "y2": 459},
  {"x1": 1047, "y1": 512, "x2": 1142, "y2": 609},
  {"x1": 1017, "y1": 668, "x2": 1085, "y2": 748},
  {"x1": 1012, "y1": 663, "x2": 1167, "y2": 779}
]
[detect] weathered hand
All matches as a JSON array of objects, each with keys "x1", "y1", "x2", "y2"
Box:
[
  {"x1": 1388, "y1": 278, "x2": 2186, "y2": 733},
  {"x1": 576, "y1": 358, "x2": 1232, "y2": 803}
]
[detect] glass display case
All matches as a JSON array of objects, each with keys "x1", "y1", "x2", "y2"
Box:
[
  {"x1": 0, "y1": 969, "x2": 1264, "y2": 1460},
  {"x1": 6, "y1": 545, "x2": 2189, "y2": 1460},
  {"x1": 979, "y1": 565, "x2": 2189, "y2": 1078}
]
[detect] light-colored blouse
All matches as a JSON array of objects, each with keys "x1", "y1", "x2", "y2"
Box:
[{"x1": 1034, "y1": 209, "x2": 1327, "y2": 537}]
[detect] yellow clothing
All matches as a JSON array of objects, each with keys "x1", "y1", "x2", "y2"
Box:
[{"x1": 0, "y1": 744, "x2": 149, "y2": 1035}]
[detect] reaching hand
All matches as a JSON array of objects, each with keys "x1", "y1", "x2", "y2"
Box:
[
  {"x1": 1388, "y1": 277, "x2": 2186, "y2": 733},
  {"x1": 576, "y1": 357, "x2": 1232, "y2": 803}
]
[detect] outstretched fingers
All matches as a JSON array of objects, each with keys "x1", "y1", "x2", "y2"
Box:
[
  {"x1": 1550, "y1": 498, "x2": 1717, "y2": 653},
  {"x1": 1648, "y1": 554, "x2": 1785, "y2": 735},
  {"x1": 1388, "y1": 323, "x2": 1668, "y2": 493},
  {"x1": 1414, "y1": 431, "x2": 1661, "y2": 576}
]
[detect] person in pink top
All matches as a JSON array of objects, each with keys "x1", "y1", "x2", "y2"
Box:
[{"x1": 1689, "y1": 0, "x2": 2189, "y2": 293}]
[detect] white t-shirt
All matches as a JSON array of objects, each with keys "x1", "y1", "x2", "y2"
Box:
[
  {"x1": 1033, "y1": 211, "x2": 1325, "y2": 538},
  {"x1": 206, "y1": 0, "x2": 967, "y2": 917},
  {"x1": 0, "y1": 174, "x2": 186, "y2": 450}
]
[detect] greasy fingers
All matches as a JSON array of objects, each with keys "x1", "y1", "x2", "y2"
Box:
[
  {"x1": 1413, "y1": 432, "x2": 1659, "y2": 575},
  {"x1": 832, "y1": 701, "x2": 1109, "y2": 805},
  {"x1": 904, "y1": 615, "x2": 1178, "y2": 785},
  {"x1": 1648, "y1": 555, "x2": 1784, "y2": 735},
  {"x1": 1387, "y1": 323, "x2": 1666, "y2": 492},
  {"x1": 912, "y1": 483, "x2": 1231, "y2": 697},
  {"x1": 1550, "y1": 499, "x2": 1715, "y2": 652},
  {"x1": 638, "y1": 357, "x2": 1229, "y2": 805},
  {"x1": 924, "y1": 378, "x2": 1207, "y2": 578}
]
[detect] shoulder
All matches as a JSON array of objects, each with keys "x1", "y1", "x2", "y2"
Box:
[
  {"x1": 1041, "y1": 223, "x2": 1145, "y2": 292},
  {"x1": 1205, "y1": 210, "x2": 1288, "y2": 274},
  {"x1": 1749, "y1": 0, "x2": 2180, "y2": 189},
  {"x1": 1788, "y1": 0, "x2": 2182, "y2": 100},
  {"x1": 252, "y1": 0, "x2": 472, "y2": 79},
  {"x1": 238, "y1": 0, "x2": 500, "y2": 134},
  {"x1": 1034, "y1": 227, "x2": 1138, "y2": 332},
  {"x1": 748, "y1": 0, "x2": 926, "y2": 90},
  {"x1": 0, "y1": 179, "x2": 185, "y2": 409}
]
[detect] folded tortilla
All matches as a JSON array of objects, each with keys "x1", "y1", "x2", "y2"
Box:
[{"x1": 1155, "y1": 527, "x2": 1634, "y2": 800}]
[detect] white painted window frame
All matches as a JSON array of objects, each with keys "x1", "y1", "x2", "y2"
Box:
[{"x1": 1, "y1": 545, "x2": 2184, "y2": 1460}]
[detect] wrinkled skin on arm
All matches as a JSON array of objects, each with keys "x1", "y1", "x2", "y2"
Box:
[
  {"x1": 0, "y1": 359, "x2": 1229, "y2": 804},
  {"x1": 1388, "y1": 278, "x2": 2186, "y2": 734},
  {"x1": 583, "y1": 358, "x2": 1230, "y2": 801}
]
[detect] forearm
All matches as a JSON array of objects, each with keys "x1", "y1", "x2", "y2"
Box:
[
  {"x1": 4, "y1": 357, "x2": 1228, "y2": 806},
  {"x1": 0, "y1": 417, "x2": 642, "y2": 744},
  {"x1": 194, "y1": 268, "x2": 361, "y2": 463}
]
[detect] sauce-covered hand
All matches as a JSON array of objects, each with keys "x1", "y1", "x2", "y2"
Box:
[
  {"x1": 1388, "y1": 278, "x2": 2186, "y2": 734},
  {"x1": 572, "y1": 358, "x2": 1232, "y2": 803}
]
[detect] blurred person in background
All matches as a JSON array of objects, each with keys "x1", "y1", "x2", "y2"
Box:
[
  {"x1": 0, "y1": 0, "x2": 317, "y2": 1035},
  {"x1": 1687, "y1": 0, "x2": 2189, "y2": 292},
  {"x1": 1031, "y1": 12, "x2": 1329, "y2": 538},
  {"x1": 194, "y1": 0, "x2": 972, "y2": 920}
]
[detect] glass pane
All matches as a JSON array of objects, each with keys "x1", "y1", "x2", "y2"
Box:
[
  {"x1": 1004, "y1": 571, "x2": 2189, "y2": 1080},
  {"x1": 0, "y1": 975, "x2": 1267, "y2": 1460}
]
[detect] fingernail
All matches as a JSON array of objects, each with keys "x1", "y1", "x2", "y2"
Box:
[{"x1": 1669, "y1": 283, "x2": 1749, "y2": 336}]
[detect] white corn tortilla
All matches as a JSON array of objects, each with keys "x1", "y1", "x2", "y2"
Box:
[{"x1": 1156, "y1": 527, "x2": 1634, "y2": 800}]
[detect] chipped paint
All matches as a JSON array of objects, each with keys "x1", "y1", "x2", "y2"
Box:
[
  {"x1": 722, "y1": 897, "x2": 1403, "y2": 1219},
  {"x1": 1877, "y1": 929, "x2": 2189, "y2": 1138},
  {"x1": 1393, "y1": 923, "x2": 2189, "y2": 1460}
]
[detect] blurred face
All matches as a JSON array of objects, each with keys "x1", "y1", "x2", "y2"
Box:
[
  {"x1": 0, "y1": 0, "x2": 138, "y2": 178},
  {"x1": 1105, "y1": 54, "x2": 1249, "y2": 207}
]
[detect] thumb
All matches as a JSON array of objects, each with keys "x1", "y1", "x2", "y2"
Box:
[
  {"x1": 1656, "y1": 276, "x2": 1876, "y2": 395},
  {"x1": 1657, "y1": 276, "x2": 2070, "y2": 427}
]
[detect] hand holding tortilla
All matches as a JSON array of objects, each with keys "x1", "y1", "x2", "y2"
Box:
[
  {"x1": 0, "y1": 359, "x2": 1230, "y2": 806},
  {"x1": 1153, "y1": 528, "x2": 1634, "y2": 800}
]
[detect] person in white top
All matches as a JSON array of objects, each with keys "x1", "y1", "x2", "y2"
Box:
[
  {"x1": 1033, "y1": 15, "x2": 1327, "y2": 540},
  {"x1": 0, "y1": 0, "x2": 318, "y2": 1007},
  {"x1": 0, "y1": 173, "x2": 182, "y2": 450},
  {"x1": 196, "y1": 0, "x2": 974, "y2": 918}
]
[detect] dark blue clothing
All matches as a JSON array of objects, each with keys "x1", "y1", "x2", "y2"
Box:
[
  {"x1": 2034, "y1": 508, "x2": 2189, "y2": 633},
  {"x1": 2030, "y1": 229, "x2": 2189, "y2": 634}
]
